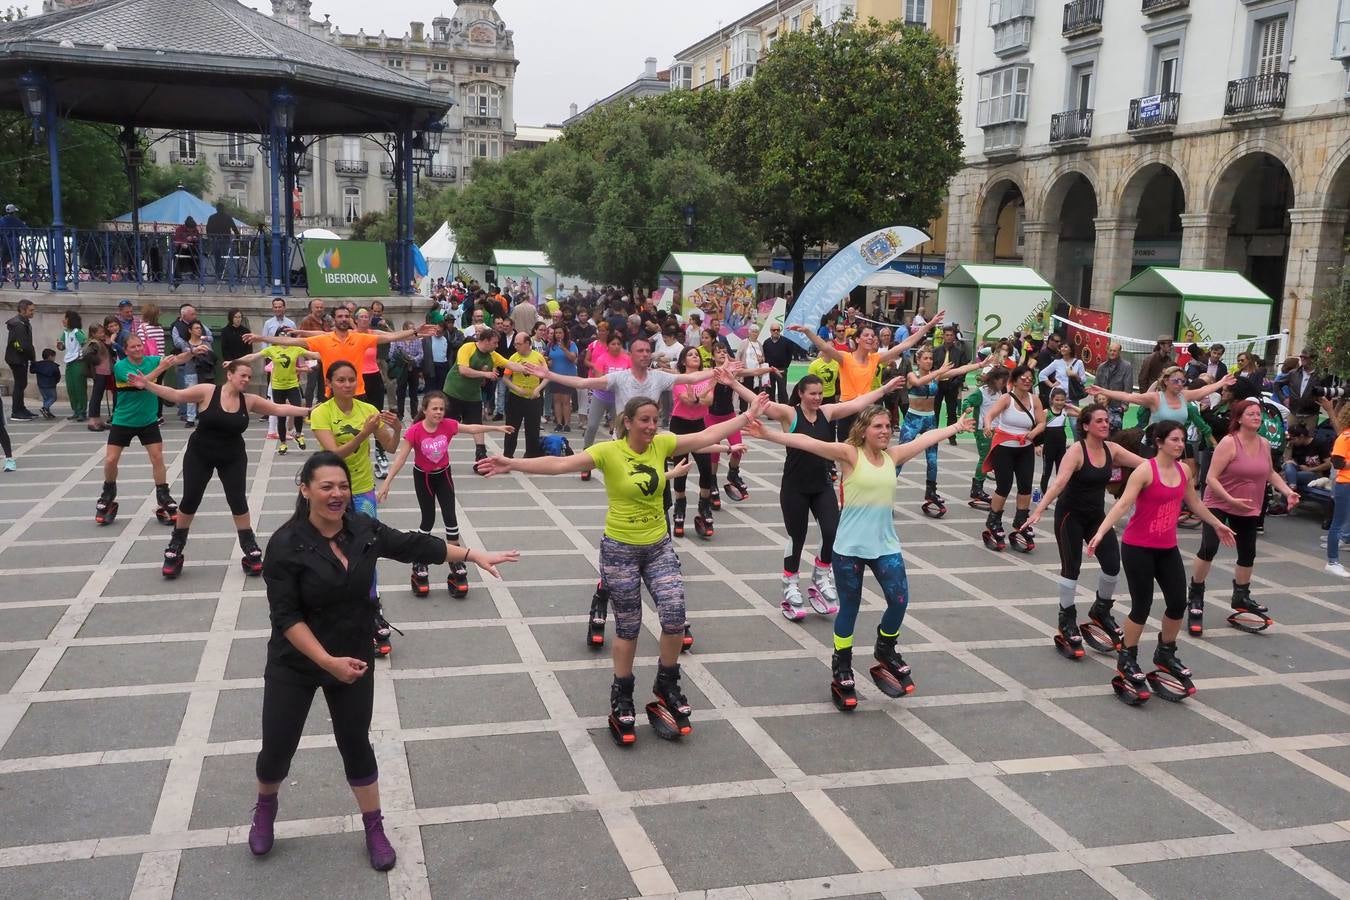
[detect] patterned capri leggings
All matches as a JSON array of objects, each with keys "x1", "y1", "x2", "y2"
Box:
[
  {"x1": 599, "y1": 535, "x2": 686, "y2": 640},
  {"x1": 832, "y1": 552, "x2": 911, "y2": 646},
  {"x1": 898, "y1": 411, "x2": 938, "y2": 483}
]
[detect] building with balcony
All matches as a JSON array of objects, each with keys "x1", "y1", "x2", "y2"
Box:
[
  {"x1": 945, "y1": 0, "x2": 1350, "y2": 346},
  {"x1": 41, "y1": 0, "x2": 517, "y2": 233}
]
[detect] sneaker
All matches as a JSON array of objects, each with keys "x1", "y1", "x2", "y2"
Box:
[
  {"x1": 266, "y1": 431, "x2": 278, "y2": 440},
  {"x1": 1326, "y1": 562, "x2": 1350, "y2": 578},
  {"x1": 184, "y1": 420, "x2": 195, "y2": 429},
  {"x1": 362, "y1": 811, "x2": 397, "y2": 871},
  {"x1": 1319, "y1": 535, "x2": 1350, "y2": 547},
  {"x1": 2, "y1": 458, "x2": 14, "y2": 472},
  {"x1": 277, "y1": 442, "x2": 288, "y2": 455},
  {"x1": 294, "y1": 434, "x2": 306, "y2": 449},
  {"x1": 11, "y1": 410, "x2": 34, "y2": 420}
]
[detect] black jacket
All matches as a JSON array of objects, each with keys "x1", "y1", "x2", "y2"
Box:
[
  {"x1": 263, "y1": 512, "x2": 445, "y2": 684},
  {"x1": 5, "y1": 314, "x2": 33, "y2": 366},
  {"x1": 761, "y1": 335, "x2": 796, "y2": 370}
]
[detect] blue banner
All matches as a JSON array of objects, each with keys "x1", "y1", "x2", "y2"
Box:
[{"x1": 782, "y1": 226, "x2": 930, "y2": 348}]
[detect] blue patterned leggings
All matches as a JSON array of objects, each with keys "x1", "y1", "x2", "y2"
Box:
[
  {"x1": 599, "y1": 535, "x2": 686, "y2": 640},
  {"x1": 832, "y1": 552, "x2": 910, "y2": 646},
  {"x1": 898, "y1": 411, "x2": 938, "y2": 483}
]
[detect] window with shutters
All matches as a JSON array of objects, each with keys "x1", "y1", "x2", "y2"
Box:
[
  {"x1": 1253, "y1": 16, "x2": 1287, "y2": 75},
  {"x1": 1336, "y1": 0, "x2": 1350, "y2": 59},
  {"x1": 976, "y1": 64, "x2": 1031, "y2": 126}
]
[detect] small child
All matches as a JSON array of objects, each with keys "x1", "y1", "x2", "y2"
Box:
[{"x1": 30, "y1": 349, "x2": 62, "y2": 419}]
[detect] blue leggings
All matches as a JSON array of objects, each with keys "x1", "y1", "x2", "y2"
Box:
[
  {"x1": 352, "y1": 490, "x2": 379, "y2": 601},
  {"x1": 898, "y1": 411, "x2": 938, "y2": 483},
  {"x1": 1329, "y1": 482, "x2": 1350, "y2": 565},
  {"x1": 832, "y1": 552, "x2": 910, "y2": 648}
]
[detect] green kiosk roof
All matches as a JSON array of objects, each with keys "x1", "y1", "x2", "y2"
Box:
[
  {"x1": 660, "y1": 253, "x2": 756, "y2": 276},
  {"x1": 940, "y1": 265, "x2": 1051, "y2": 289},
  {"x1": 1114, "y1": 268, "x2": 1271, "y2": 304}
]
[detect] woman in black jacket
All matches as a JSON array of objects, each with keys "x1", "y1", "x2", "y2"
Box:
[
  {"x1": 250, "y1": 451, "x2": 518, "y2": 871},
  {"x1": 219, "y1": 308, "x2": 252, "y2": 362}
]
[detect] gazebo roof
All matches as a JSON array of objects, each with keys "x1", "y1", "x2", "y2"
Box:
[{"x1": 0, "y1": 0, "x2": 452, "y2": 134}]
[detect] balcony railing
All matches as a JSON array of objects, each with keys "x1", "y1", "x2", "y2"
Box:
[
  {"x1": 380, "y1": 160, "x2": 395, "y2": 177},
  {"x1": 1225, "y1": 72, "x2": 1288, "y2": 117},
  {"x1": 334, "y1": 158, "x2": 369, "y2": 175},
  {"x1": 1050, "y1": 108, "x2": 1093, "y2": 144},
  {"x1": 1128, "y1": 91, "x2": 1181, "y2": 132},
  {"x1": 1062, "y1": 0, "x2": 1103, "y2": 36},
  {"x1": 1142, "y1": 0, "x2": 1187, "y2": 13},
  {"x1": 217, "y1": 153, "x2": 255, "y2": 170},
  {"x1": 426, "y1": 165, "x2": 457, "y2": 182},
  {"x1": 168, "y1": 151, "x2": 199, "y2": 166},
  {"x1": 292, "y1": 153, "x2": 312, "y2": 174},
  {"x1": 463, "y1": 115, "x2": 501, "y2": 129}
]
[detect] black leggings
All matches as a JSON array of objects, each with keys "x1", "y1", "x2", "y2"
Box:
[
  {"x1": 0, "y1": 406, "x2": 10, "y2": 457},
  {"x1": 272, "y1": 387, "x2": 304, "y2": 441},
  {"x1": 179, "y1": 445, "x2": 249, "y2": 516},
  {"x1": 1040, "y1": 431, "x2": 1067, "y2": 493},
  {"x1": 1197, "y1": 508, "x2": 1260, "y2": 568},
  {"x1": 255, "y1": 669, "x2": 377, "y2": 785},
  {"x1": 1122, "y1": 542, "x2": 1187, "y2": 626},
  {"x1": 88, "y1": 372, "x2": 111, "y2": 419},
  {"x1": 781, "y1": 488, "x2": 839, "y2": 573},
  {"x1": 413, "y1": 465, "x2": 459, "y2": 541},
  {"x1": 1054, "y1": 506, "x2": 1120, "y2": 581},
  {"x1": 504, "y1": 392, "x2": 542, "y2": 458},
  {"x1": 668, "y1": 415, "x2": 712, "y2": 495},
  {"x1": 359, "y1": 374, "x2": 385, "y2": 412},
  {"x1": 993, "y1": 442, "x2": 1036, "y2": 498}
]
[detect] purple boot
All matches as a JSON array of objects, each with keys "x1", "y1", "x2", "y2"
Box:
[
  {"x1": 249, "y1": 793, "x2": 278, "y2": 856},
  {"x1": 362, "y1": 809, "x2": 397, "y2": 871}
]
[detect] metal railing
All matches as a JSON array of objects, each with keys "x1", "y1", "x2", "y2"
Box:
[
  {"x1": 334, "y1": 158, "x2": 369, "y2": 175},
  {"x1": 217, "y1": 153, "x2": 255, "y2": 170},
  {"x1": 1225, "y1": 72, "x2": 1289, "y2": 115},
  {"x1": 1128, "y1": 91, "x2": 1181, "y2": 130},
  {"x1": 1050, "y1": 108, "x2": 1093, "y2": 143},
  {"x1": 1141, "y1": 0, "x2": 1187, "y2": 12},
  {"x1": 462, "y1": 115, "x2": 501, "y2": 129},
  {"x1": 1062, "y1": 0, "x2": 1103, "y2": 35},
  {"x1": 426, "y1": 165, "x2": 457, "y2": 181},
  {"x1": 380, "y1": 160, "x2": 395, "y2": 177},
  {"x1": 168, "y1": 151, "x2": 200, "y2": 166}
]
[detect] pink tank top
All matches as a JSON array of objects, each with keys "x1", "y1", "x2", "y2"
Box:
[
  {"x1": 1202, "y1": 435, "x2": 1269, "y2": 517},
  {"x1": 670, "y1": 383, "x2": 705, "y2": 421},
  {"x1": 1122, "y1": 457, "x2": 1187, "y2": 549}
]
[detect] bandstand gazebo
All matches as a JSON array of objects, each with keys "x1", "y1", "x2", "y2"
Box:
[{"x1": 0, "y1": 0, "x2": 452, "y2": 295}]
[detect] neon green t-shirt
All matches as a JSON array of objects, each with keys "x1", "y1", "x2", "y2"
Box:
[
  {"x1": 261, "y1": 345, "x2": 306, "y2": 391},
  {"x1": 807, "y1": 356, "x2": 840, "y2": 399},
  {"x1": 310, "y1": 397, "x2": 379, "y2": 494},
  {"x1": 587, "y1": 432, "x2": 677, "y2": 546}
]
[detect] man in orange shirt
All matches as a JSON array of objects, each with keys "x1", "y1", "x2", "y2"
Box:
[{"x1": 246, "y1": 307, "x2": 433, "y2": 400}]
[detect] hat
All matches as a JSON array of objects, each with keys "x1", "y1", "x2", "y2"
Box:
[
  {"x1": 1157, "y1": 334, "x2": 1174, "y2": 342},
  {"x1": 4, "y1": 204, "x2": 16, "y2": 213},
  {"x1": 118, "y1": 299, "x2": 133, "y2": 308}
]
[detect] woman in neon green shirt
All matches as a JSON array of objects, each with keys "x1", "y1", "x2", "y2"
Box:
[
  {"x1": 503, "y1": 331, "x2": 546, "y2": 458},
  {"x1": 477, "y1": 393, "x2": 768, "y2": 746}
]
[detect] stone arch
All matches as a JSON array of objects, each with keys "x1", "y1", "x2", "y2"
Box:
[
  {"x1": 1203, "y1": 139, "x2": 1299, "y2": 216},
  {"x1": 1036, "y1": 162, "x2": 1101, "y2": 227},
  {"x1": 1114, "y1": 154, "x2": 1190, "y2": 221},
  {"x1": 976, "y1": 171, "x2": 1029, "y2": 231},
  {"x1": 1313, "y1": 141, "x2": 1350, "y2": 211},
  {"x1": 974, "y1": 173, "x2": 1028, "y2": 263}
]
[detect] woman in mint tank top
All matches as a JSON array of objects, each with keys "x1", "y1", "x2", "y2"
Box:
[
  {"x1": 1087, "y1": 365, "x2": 1235, "y2": 435},
  {"x1": 746, "y1": 404, "x2": 974, "y2": 713}
]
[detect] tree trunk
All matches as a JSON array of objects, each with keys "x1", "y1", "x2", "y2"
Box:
[{"x1": 790, "y1": 236, "x2": 807, "y2": 306}]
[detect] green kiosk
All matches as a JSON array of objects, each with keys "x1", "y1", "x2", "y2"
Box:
[{"x1": 1110, "y1": 268, "x2": 1280, "y2": 359}]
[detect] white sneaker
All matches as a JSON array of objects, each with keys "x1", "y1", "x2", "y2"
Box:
[
  {"x1": 1319, "y1": 535, "x2": 1350, "y2": 547},
  {"x1": 1326, "y1": 562, "x2": 1350, "y2": 578}
]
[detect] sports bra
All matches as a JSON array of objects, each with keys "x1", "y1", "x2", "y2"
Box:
[{"x1": 907, "y1": 378, "x2": 938, "y2": 400}]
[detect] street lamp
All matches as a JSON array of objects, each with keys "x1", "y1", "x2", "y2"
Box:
[
  {"x1": 270, "y1": 87, "x2": 296, "y2": 132},
  {"x1": 18, "y1": 71, "x2": 45, "y2": 142},
  {"x1": 412, "y1": 119, "x2": 445, "y2": 171}
]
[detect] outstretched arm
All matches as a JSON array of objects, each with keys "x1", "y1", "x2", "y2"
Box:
[
  {"x1": 125, "y1": 372, "x2": 210, "y2": 406},
  {"x1": 477, "y1": 448, "x2": 596, "y2": 477},
  {"x1": 879, "y1": 310, "x2": 945, "y2": 363},
  {"x1": 242, "y1": 331, "x2": 308, "y2": 348},
  {"x1": 522, "y1": 361, "x2": 606, "y2": 390},
  {"x1": 672, "y1": 396, "x2": 769, "y2": 455},
  {"x1": 245, "y1": 394, "x2": 310, "y2": 419},
  {"x1": 145, "y1": 349, "x2": 199, "y2": 381},
  {"x1": 1182, "y1": 373, "x2": 1236, "y2": 403},
  {"x1": 1027, "y1": 442, "x2": 1084, "y2": 527},
  {"x1": 1086, "y1": 384, "x2": 1156, "y2": 408},
  {"x1": 825, "y1": 376, "x2": 906, "y2": 422},
  {"x1": 788, "y1": 324, "x2": 842, "y2": 361},
  {"x1": 719, "y1": 371, "x2": 794, "y2": 427},
  {"x1": 888, "y1": 411, "x2": 973, "y2": 466},
  {"x1": 744, "y1": 416, "x2": 854, "y2": 463}
]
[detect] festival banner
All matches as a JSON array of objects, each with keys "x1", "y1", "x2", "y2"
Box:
[
  {"x1": 1064, "y1": 304, "x2": 1112, "y2": 373},
  {"x1": 782, "y1": 226, "x2": 930, "y2": 349},
  {"x1": 300, "y1": 240, "x2": 389, "y2": 297}
]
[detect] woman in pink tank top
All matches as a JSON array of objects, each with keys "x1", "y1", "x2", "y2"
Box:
[
  {"x1": 1089, "y1": 421, "x2": 1236, "y2": 701},
  {"x1": 1188, "y1": 399, "x2": 1299, "y2": 636}
]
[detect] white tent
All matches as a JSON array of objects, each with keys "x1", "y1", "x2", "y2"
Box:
[
  {"x1": 755, "y1": 268, "x2": 793, "y2": 285},
  {"x1": 419, "y1": 222, "x2": 457, "y2": 294},
  {"x1": 861, "y1": 271, "x2": 939, "y2": 290}
]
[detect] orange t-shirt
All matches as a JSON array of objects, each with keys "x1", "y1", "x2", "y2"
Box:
[
  {"x1": 306, "y1": 330, "x2": 380, "y2": 395},
  {"x1": 1334, "y1": 430, "x2": 1350, "y2": 484},
  {"x1": 837, "y1": 351, "x2": 881, "y2": 402}
]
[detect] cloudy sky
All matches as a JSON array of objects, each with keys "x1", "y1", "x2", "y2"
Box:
[{"x1": 280, "y1": 0, "x2": 738, "y2": 124}]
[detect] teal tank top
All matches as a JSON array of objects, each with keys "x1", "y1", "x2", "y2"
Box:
[
  {"x1": 834, "y1": 449, "x2": 902, "y2": 558},
  {"x1": 1153, "y1": 392, "x2": 1189, "y2": 426}
]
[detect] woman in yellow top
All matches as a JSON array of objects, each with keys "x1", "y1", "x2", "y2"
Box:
[
  {"x1": 477, "y1": 393, "x2": 769, "y2": 746},
  {"x1": 503, "y1": 330, "x2": 546, "y2": 458}
]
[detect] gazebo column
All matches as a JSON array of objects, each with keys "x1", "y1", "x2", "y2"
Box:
[
  {"x1": 45, "y1": 86, "x2": 67, "y2": 291},
  {"x1": 267, "y1": 89, "x2": 296, "y2": 298},
  {"x1": 401, "y1": 128, "x2": 415, "y2": 296}
]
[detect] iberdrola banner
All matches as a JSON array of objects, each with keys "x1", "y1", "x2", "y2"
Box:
[
  {"x1": 782, "y1": 226, "x2": 930, "y2": 349},
  {"x1": 301, "y1": 240, "x2": 389, "y2": 297}
]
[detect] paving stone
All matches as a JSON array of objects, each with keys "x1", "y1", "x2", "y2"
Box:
[
  {"x1": 1118, "y1": 850, "x2": 1333, "y2": 900},
  {"x1": 588, "y1": 719, "x2": 774, "y2": 790},
  {"x1": 0, "y1": 541, "x2": 111, "y2": 568},
  {"x1": 918, "y1": 871, "x2": 1113, "y2": 899},
  {"x1": 968, "y1": 645, "x2": 1127, "y2": 690},
  {"x1": 191, "y1": 747, "x2": 356, "y2": 829},
  {"x1": 703, "y1": 656, "x2": 831, "y2": 707},
  {"x1": 0, "y1": 603, "x2": 66, "y2": 641},
  {"x1": 911, "y1": 700, "x2": 1099, "y2": 762},
  {"x1": 174, "y1": 832, "x2": 391, "y2": 900},
  {"x1": 123, "y1": 536, "x2": 237, "y2": 565},
  {"x1": 1160, "y1": 753, "x2": 1350, "y2": 829},
  {"x1": 508, "y1": 584, "x2": 599, "y2": 617},
  {"x1": 676, "y1": 579, "x2": 759, "y2": 611},
  {"x1": 0, "y1": 856, "x2": 141, "y2": 900},
  {"x1": 529, "y1": 620, "x2": 659, "y2": 662},
  {"x1": 0, "y1": 647, "x2": 36, "y2": 692},
  {"x1": 43, "y1": 641, "x2": 205, "y2": 690},
  {"x1": 909, "y1": 604, "x2": 1046, "y2": 643},
  {"x1": 6, "y1": 570, "x2": 92, "y2": 601},
  {"x1": 223, "y1": 636, "x2": 269, "y2": 680},
  {"x1": 828, "y1": 780, "x2": 1054, "y2": 867},
  {"x1": 553, "y1": 664, "x2": 711, "y2": 718},
  {"x1": 209, "y1": 687, "x2": 333, "y2": 743},
  {"x1": 758, "y1": 710, "x2": 944, "y2": 774},
  {"x1": 1295, "y1": 841, "x2": 1350, "y2": 884},
  {"x1": 1258, "y1": 595, "x2": 1350, "y2": 626},
  {"x1": 663, "y1": 613, "x2": 805, "y2": 655},
  {"x1": 1229, "y1": 632, "x2": 1350, "y2": 673},
  {"x1": 234, "y1": 593, "x2": 271, "y2": 630},
  {"x1": 406, "y1": 731, "x2": 586, "y2": 807},
  {"x1": 388, "y1": 625, "x2": 521, "y2": 670},
  {"x1": 637, "y1": 793, "x2": 857, "y2": 891},
  {"x1": 951, "y1": 569, "x2": 1062, "y2": 600},
  {"x1": 1000, "y1": 766, "x2": 1232, "y2": 846},
  {"x1": 78, "y1": 597, "x2": 218, "y2": 638},
  {"x1": 3, "y1": 693, "x2": 189, "y2": 758},
  {"x1": 1050, "y1": 692, "x2": 1244, "y2": 750},
  {"x1": 378, "y1": 586, "x2": 502, "y2": 623},
  {"x1": 103, "y1": 564, "x2": 225, "y2": 598},
  {"x1": 1198, "y1": 685, "x2": 1350, "y2": 738},
  {"x1": 0, "y1": 760, "x2": 167, "y2": 847},
  {"x1": 496, "y1": 551, "x2": 599, "y2": 583},
  {"x1": 423, "y1": 811, "x2": 637, "y2": 900},
  {"x1": 394, "y1": 672, "x2": 546, "y2": 729}
]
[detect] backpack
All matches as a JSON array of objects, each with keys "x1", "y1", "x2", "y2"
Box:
[
  {"x1": 1257, "y1": 397, "x2": 1288, "y2": 453},
  {"x1": 540, "y1": 434, "x2": 573, "y2": 457}
]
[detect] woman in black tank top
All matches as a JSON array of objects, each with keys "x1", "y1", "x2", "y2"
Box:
[
  {"x1": 127, "y1": 359, "x2": 312, "y2": 579},
  {"x1": 723, "y1": 370, "x2": 905, "y2": 620},
  {"x1": 1028, "y1": 405, "x2": 1148, "y2": 659}
]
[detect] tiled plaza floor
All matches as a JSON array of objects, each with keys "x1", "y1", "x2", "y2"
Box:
[{"x1": 0, "y1": 414, "x2": 1348, "y2": 899}]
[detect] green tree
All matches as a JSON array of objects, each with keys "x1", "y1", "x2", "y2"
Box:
[
  {"x1": 1305, "y1": 272, "x2": 1350, "y2": 379},
  {"x1": 137, "y1": 156, "x2": 212, "y2": 206},
  {"x1": 351, "y1": 182, "x2": 456, "y2": 244},
  {"x1": 444, "y1": 145, "x2": 554, "y2": 263},
  {"x1": 0, "y1": 114, "x2": 133, "y2": 227},
  {"x1": 724, "y1": 17, "x2": 964, "y2": 292}
]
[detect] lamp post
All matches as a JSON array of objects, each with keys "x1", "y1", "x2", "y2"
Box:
[
  {"x1": 268, "y1": 88, "x2": 297, "y2": 297},
  {"x1": 19, "y1": 71, "x2": 66, "y2": 290},
  {"x1": 119, "y1": 126, "x2": 144, "y2": 287}
]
